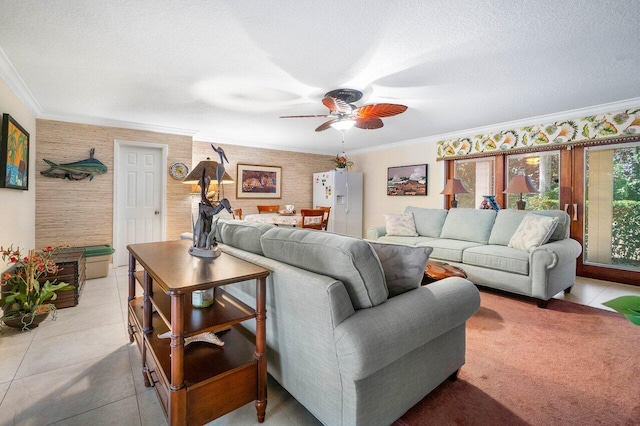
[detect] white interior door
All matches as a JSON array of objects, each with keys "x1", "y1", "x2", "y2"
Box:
[{"x1": 114, "y1": 141, "x2": 166, "y2": 266}]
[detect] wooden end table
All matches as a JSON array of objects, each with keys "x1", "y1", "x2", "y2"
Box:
[{"x1": 126, "y1": 240, "x2": 270, "y2": 425}]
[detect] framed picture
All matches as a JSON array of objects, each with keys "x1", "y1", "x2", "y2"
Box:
[
  {"x1": 387, "y1": 164, "x2": 428, "y2": 196},
  {"x1": 236, "y1": 164, "x2": 282, "y2": 199},
  {"x1": 1, "y1": 114, "x2": 30, "y2": 190}
]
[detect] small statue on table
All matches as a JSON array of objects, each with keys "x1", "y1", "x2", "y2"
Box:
[{"x1": 189, "y1": 145, "x2": 234, "y2": 258}]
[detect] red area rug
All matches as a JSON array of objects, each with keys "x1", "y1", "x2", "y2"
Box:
[{"x1": 396, "y1": 290, "x2": 640, "y2": 426}]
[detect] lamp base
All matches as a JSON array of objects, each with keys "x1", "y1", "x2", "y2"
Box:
[
  {"x1": 516, "y1": 200, "x2": 526, "y2": 210},
  {"x1": 189, "y1": 244, "x2": 221, "y2": 259},
  {"x1": 450, "y1": 199, "x2": 458, "y2": 208}
]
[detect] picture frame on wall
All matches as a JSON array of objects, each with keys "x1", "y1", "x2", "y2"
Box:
[
  {"x1": 387, "y1": 164, "x2": 428, "y2": 196},
  {"x1": 236, "y1": 164, "x2": 282, "y2": 199},
  {"x1": 1, "y1": 113, "x2": 30, "y2": 190}
]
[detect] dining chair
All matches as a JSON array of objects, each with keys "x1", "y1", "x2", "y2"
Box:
[
  {"x1": 233, "y1": 208, "x2": 243, "y2": 220},
  {"x1": 257, "y1": 205, "x2": 280, "y2": 214},
  {"x1": 315, "y1": 206, "x2": 331, "y2": 231},
  {"x1": 300, "y1": 209, "x2": 325, "y2": 230}
]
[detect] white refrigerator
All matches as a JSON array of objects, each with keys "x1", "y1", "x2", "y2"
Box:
[{"x1": 313, "y1": 170, "x2": 363, "y2": 237}]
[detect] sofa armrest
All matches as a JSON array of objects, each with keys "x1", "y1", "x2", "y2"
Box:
[
  {"x1": 530, "y1": 238, "x2": 582, "y2": 269},
  {"x1": 334, "y1": 277, "x2": 480, "y2": 381},
  {"x1": 366, "y1": 226, "x2": 387, "y2": 240}
]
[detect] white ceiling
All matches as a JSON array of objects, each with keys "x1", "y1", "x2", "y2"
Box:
[{"x1": 1, "y1": 1, "x2": 640, "y2": 155}]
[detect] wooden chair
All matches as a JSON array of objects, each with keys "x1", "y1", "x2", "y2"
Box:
[
  {"x1": 315, "y1": 206, "x2": 331, "y2": 231},
  {"x1": 233, "y1": 208, "x2": 243, "y2": 220},
  {"x1": 257, "y1": 205, "x2": 280, "y2": 214},
  {"x1": 300, "y1": 209, "x2": 325, "y2": 230}
]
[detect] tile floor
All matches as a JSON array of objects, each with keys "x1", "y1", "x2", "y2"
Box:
[{"x1": 1, "y1": 267, "x2": 639, "y2": 426}]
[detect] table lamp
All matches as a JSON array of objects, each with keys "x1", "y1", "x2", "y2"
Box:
[
  {"x1": 182, "y1": 154, "x2": 234, "y2": 258},
  {"x1": 504, "y1": 175, "x2": 539, "y2": 210},
  {"x1": 440, "y1": 178, "x2": 469, "y2": 208}
]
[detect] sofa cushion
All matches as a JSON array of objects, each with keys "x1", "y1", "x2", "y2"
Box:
[
  {"x1": 404, "y1": 206, "x2": 448, "y2": 237},
  {"x1": 489, "y1": 209, "x2": 570, "y2": 245},
  {"x1": 368, "y1": 242, "x2": 432, "y2": 297},
  {"x1": 439, "y1": 208, "x2": 497, "y2": 244},
  {"x1": 533, "y1": 210, "x2": 571, "y2": 241},
  {"x1": 220, "y1": 220, "x2": 275, "y2": 255},
  {"x1": 508, "y1": 213, "x2": 559, "y2": 252},
  {"x1": 260, "y1": 227, "x2": 388, "y2": 309},
  {"x1": 463, "y1": 245, "x2": 530, "y2": 275},
  {"x1": 384, "y1": 213, "x2": 418, "y2": 236},
  {"x1": 377, "y1": 235, "x2": 437, "y2": 246},
  {"x1": 417, "y1": 239, "x2": 484, "y2": 263},
  {"x1": 489, "y1": 209, "x2": 529, "y2": 246}
]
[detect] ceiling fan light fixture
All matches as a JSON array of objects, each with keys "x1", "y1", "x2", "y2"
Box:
[{"x1": 330, "y1": 119, "x2": 356, "y2": 131}]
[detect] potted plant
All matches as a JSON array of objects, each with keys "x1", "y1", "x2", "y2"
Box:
[
  {"x1": 332, "y1": 153, "x2": 354, "y2": 170},
  {"x1": 1, "y1": 245, "x2": 74, "y2": 331}
]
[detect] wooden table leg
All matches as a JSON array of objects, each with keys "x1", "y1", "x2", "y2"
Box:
[
  {"x1": 255, "y1": 276, "x2": 268, "y2": 422},
  {"x1": 169, "y1": 293, "x2": 187, "y2": 425},
  {"x1": 127, "y1": 253, "x2": 136, "y2": 343},
  {"x1": 141, "y1": 270, "x2": 154, "y2": 388}
]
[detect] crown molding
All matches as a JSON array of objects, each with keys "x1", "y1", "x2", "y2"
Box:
[
  {"x1": 192, "y1": 134, "x2": 332, "y2": 156},
  {"x1": 38, "y1": 112, "x2": 199, "y2": 136},
  {"x1": 351, "y1": 97, "x2": 640, "y2": 155},
  {"x1": 0, "y1": 47, "x2": 43, "y2": 116}
]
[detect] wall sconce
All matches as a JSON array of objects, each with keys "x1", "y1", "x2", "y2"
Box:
[
  {"x1": 440, "y1": 178, "x2": 469, "y2": 208},
  {"x1": 504, "y1": 175, "x2": 539, "y2": 210}
]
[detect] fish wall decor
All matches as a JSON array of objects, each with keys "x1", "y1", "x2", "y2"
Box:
[{"x1": 41, "y1": 148, "x2": 107, "y2": 180}]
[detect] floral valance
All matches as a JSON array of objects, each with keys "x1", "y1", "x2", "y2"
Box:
[{"x1": 436, "y1": 106, "x2": 640, "y2": 159}]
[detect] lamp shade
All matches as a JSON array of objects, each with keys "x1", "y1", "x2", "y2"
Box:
[
  {"x1": 440, "y1": 178, "x2": 469, "y2": 195},
  {"x1": 503, "y1": 175, "x2": 538, "y2": 194},
  {"x1": 182, "y1": 159, "x2": 234, "y2": 185}
]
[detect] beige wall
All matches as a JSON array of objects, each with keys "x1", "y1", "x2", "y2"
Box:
[
  {"x1": 192, "y1": 141, "x2": 334, "y2": 217},
  {"x1": 35, "y1": 120, "x2": 192, "y2": 247},
  {"x1": 351, "y1": 139, "x2": 444, "y2": 232},
  {"x1": 0, "y1": 76, "x2": 36, "y2": 257}
]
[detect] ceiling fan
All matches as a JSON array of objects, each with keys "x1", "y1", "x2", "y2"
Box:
[{"x1": 280, "y1": 88, "x2": 408, "y2": 132}]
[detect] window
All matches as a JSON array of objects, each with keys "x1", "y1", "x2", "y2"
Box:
[
  {"x1": 506, "y1": 151, "x2": 560, "y2": 210},
  {"x1": 454, "y1": 158, "x2": 495, "y2": 209}
]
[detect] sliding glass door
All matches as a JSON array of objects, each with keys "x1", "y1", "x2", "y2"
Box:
[{"x1": 579, "y1": 142, "x2": 640, "y2": 281}]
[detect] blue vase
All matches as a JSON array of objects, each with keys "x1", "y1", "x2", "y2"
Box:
[{"x1": 483, "y1": 195, "x2": 500, "y2": 210}]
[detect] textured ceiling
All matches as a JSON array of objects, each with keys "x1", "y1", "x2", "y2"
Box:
[{"x1": 1, "y1": 1, "x2": 639, "y2": 155}]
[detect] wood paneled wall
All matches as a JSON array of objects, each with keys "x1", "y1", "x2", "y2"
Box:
[
  {"x1": 35, "y1": 120, "x2": 192, "y2": 247},
  {"x1": 192, "y1": 142, "x2": 334, "y2": 216}
]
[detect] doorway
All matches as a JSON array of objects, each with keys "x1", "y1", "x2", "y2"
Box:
[
  {"x1": 571, "y1": 142, "x2": 640, "y2": 284},
  {"x1": 113, "y1": 140, "x2": 167, "y2": 266}
]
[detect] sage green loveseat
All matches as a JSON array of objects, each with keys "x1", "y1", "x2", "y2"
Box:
[
  {"x1": 213, "y1": 222, "x2": 480, "y2": 426},
  {"x1": 367, "y1": 207, "x2": 582, "y2": 307}
]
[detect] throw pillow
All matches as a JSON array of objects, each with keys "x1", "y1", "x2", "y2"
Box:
[
  {"x1": 508, "y1": 213, "x2": 559, "y2": 252},
  {"x1": 369, "y1": 242, "x2": 433, "y2": 297},
  {"x1": 384, "y1": 213, "x2": 418, "y2": 237}
]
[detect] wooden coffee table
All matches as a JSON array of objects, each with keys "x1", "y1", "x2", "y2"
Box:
[{"x1": 422, "y1": 260, "x2": 467, "y2": 285}]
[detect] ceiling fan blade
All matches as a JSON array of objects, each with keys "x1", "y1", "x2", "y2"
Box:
[
  {"x1": 315, "y1": 119, "x2": 338, "y2": 132},
  {"x1": 280, "y1": 114, "x2": 330, "y2": 118},
  {"x1": 322, "y1": 96, "x2": 351, "y2": 114},
  {"x1": 355, "y1": 118, "x2": 384, "y2": 130},
  {"x1": 356, "y1": 103, "x2": 408, "y2": 119}
]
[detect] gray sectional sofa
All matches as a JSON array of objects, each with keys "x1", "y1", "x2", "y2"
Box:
[
  {"x1": 213, "y1": 221, "x2": 480, "y2": 426},
  {"x1": 367, "y1": 207, "x2": 583, "y2": 307}
]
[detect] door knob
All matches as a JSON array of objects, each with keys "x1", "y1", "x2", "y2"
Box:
[{"x1": 154, "y1": 211, "x2": 160, "y2": 215}]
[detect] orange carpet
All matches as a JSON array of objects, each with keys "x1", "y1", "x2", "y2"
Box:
[{"x1": 396, "y1": 290, "x2": 640, "y2": 426}]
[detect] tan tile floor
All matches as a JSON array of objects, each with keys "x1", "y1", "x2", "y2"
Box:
[{"x1": 0, "y1": 268, "x2": 638, "y2": 425}]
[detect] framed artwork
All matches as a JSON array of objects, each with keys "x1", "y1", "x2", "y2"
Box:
[
  {"x1": 236, "y1": 164, "x2": 282, "y2": 199},
  {"x1": 1, "y1": 114, "x2": 30, "y2": 190},
  {"x1": 387, "y1": 164, "x2": 428, "y2": 196}
]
